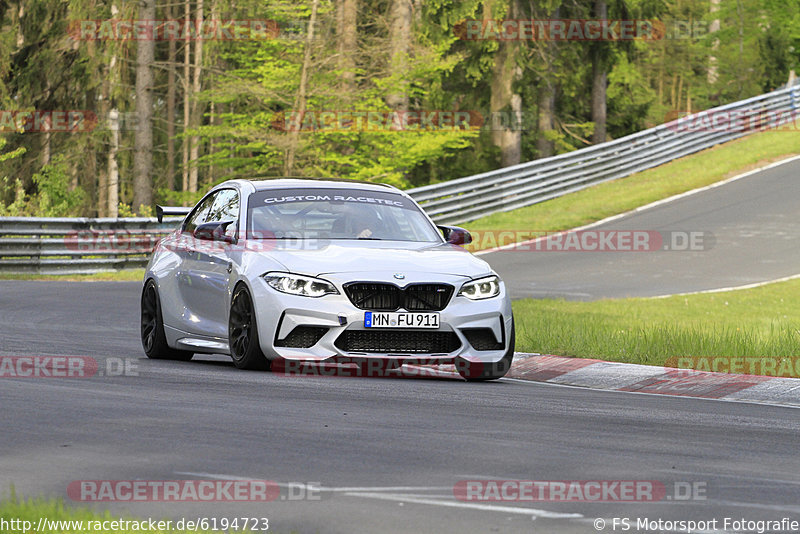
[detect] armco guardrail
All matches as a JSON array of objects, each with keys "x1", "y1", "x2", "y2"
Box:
[
  {"x1": 0, "y1": 217, "x2": 181, "y2": 275},
  {"x1": 406, "y1": 82, "x2": 800, "y2": 225},
  {"x1": 2, "y1": 83, "x2": 799, "y2": 274}
]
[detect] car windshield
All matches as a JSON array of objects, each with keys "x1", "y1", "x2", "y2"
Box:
[{"x1": 247, "y1": 187, "x2": 442, "y2": 242}]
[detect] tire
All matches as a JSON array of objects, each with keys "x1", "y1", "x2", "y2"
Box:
[
  {"x1": 228, "y1": 285, "x2": 271, "y2": 371},
  {"x1": 457, "y1": 320, "x2": 515, "y2": 381},
  {"x1": 141, "y1": 280, "x2": 194, "y2": 361}
]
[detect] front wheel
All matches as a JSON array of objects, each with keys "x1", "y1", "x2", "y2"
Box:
[
  {"x1": 229, "y1": 285, "x2": 270, "y2": 371},
  {"x1": 141, "y1": 280, "x2": 194, "y2": 361},
  {"x1": 457, "y1": 320, "x2": 515, "y2": 381}
]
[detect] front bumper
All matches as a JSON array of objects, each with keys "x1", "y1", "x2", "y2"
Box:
[{"x1": 250, "y1": 273, "x2": 514, "y2": 365}]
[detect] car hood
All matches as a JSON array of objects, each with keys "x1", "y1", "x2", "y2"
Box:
[{"x1": 256, "y1": 240, "x2": 493, "y2": 279}]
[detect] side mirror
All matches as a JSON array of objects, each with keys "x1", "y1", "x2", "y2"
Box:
[
  {"x1": 194, "y1": 220, "x2": 237, "y2": 244},
  {"x1": 438, "y1": 225, "x2": 472, "y2": 246}
]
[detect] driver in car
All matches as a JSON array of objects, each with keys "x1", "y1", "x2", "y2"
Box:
[{"x1": 337, "y1": 204, "x2": 382, "y2": 239}]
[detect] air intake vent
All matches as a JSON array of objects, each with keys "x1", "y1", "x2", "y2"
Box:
[
  {"x1": 462, "y1": 328, "x2": 503, "y2": 351},
  {"x1": 276, "y1": 326, "x2": 328, "y2": 348},
  {"x1": 335, "y1": 330, "x2": 461, "y2": 354}
]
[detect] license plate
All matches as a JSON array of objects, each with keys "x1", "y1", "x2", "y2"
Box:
[{"x1": 364, "y1": 312, "x2": 440, "y2": 329}]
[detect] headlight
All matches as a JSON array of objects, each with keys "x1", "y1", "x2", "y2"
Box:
[
  {"x1": 458, "y1": 275, "x2": 501, "y2": 300},
  {"x1": 263, "y1": 272, "x2": 339, "y2": 297}
]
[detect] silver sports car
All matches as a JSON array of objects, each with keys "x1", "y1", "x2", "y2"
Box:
[{"x1": 141, "y1": 179, "x2": 514, "y2": 380}]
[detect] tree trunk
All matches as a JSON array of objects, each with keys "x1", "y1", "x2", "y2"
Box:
[
  {"x1": 536, "y1": 6, "x2": 559, "y2": 158},
  {"x1": 386, "y1": 0, "x2": 412, "y2": 111},
  {"x1": 206, "y1": 0, "x2": 220, "y2": 186},
  {"x1": 337, "y1": 0, "x2": 358, "y2": 93},
  {"x1": 40, "y1": 132, "x2": 50, "y2": 167},
  {"x1": 84, "y1": 85, "x2": 97, "y2": 213},
  {"x1": 208, "y1": 100, "x2": 215, "y2": 185},
  {"x1": 707, "y1": 0, "x2": 720, "y2": 84},
  {"x1": 735, "y1": 0, "x2": 745, "y2": 97},
  {"x1": 41, "y1": 79, "x2": 51, "y2": 167},
  {"x1": 87, "y1": 37, "x2": 107, "y2": 217},
  {"x1": 102, "y1": 4, "x2": 121, "y2": 218},
  {"x1": 671, "y1": 74, "x2": 678, "y2": 108},
  {"x1": 490, "y1": 0, "x2": 522, "y2": 167},
  {"x1": 591, "y1": 0, "x2": 608, "y2": 145},
  {"x1": 182, "y1": 0, "x2": 191, "y2": 195},
  {"x1": 537, "y1": 79, "x2": 556, "y2": 158},
  {"x1": 15, "y1": 2, "x2": 24, "y2": 47},
  {"x1": 285, "y1": 0, "x2": 320, "y2": 176},
  {"x1": 166, "y1": 2, "x2": 177, "y2": 190},
  {"x1": 657, "y1": 48, "x2": 664, "y2": 106},
  {"x1": 97, "y1": 76, "x2": 109, "y2": 218},
  {"x1": 108, "y1": 109, "x2": 120, "y2": 218},
  {"x1": 188, "y1": 0, "x2": 204, "y2": 193},
  {"x1": 133, "y1": 0, "x2": 155, "y2": 213}
]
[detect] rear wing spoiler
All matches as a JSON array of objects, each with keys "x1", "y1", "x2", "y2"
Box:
[{"x1": 156, "y1": 205, "x2": 192, "y2": 223}]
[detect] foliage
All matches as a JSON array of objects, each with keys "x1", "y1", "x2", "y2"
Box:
[
  {"x1": 31, "y1": 155, "x2": 87, "y2": 216},
  {"x1": 0, "y1": 0, "x2": 797, "y2": 216}
]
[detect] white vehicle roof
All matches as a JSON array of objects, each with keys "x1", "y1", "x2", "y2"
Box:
[{"x1": 248, "y1": 178, "x2": 400, "y2": 193}]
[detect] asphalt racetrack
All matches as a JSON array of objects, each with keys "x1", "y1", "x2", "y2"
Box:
[
  {"x1": 485, "y1": 158, "x2": 800, "y2": 300},
  {"x1": 3, "y1": 164, "x2": 800, "y2": 533}
]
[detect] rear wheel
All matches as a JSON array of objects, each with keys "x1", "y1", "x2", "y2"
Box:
[
  {"x1": 229, "y1": 285, "x2": 270, "y2": 371},
  {"x1": 457, "y1": 320, "x2": 515, "y2": 381},
  {"x1": 141, "y1": 280, "x2": 194, "y2": 361}
]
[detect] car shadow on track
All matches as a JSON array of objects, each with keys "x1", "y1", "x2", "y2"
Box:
[{"x1": 173, "y1": 355, "x2": 467, "y2": 382}]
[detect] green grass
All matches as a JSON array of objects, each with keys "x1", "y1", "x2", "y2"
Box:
[
  {"x1": 465, "y1": 125, "x2": 800, "y2": 249},
  {"x1": 513, "y1": 277, "x2": 800, "y2": 374},
  {"x1": 479, "y1": 125, "x2": 800, "y2": 374},
  {"x1": 0, "y1": 492, "x2": 300, "y2": 534},
  {"x1": 0, "y1": 270, "x2": 144, "y2": 282},
  {"x1": 0, "y1": 494, "x2": 208, "y2": 534}
]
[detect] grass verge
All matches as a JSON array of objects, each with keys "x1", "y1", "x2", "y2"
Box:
[
  {"x1": 0, "y1": 494, "x2": 217, "y2": 534},
  {"x1": 513, "y1": 277, "x2": 800, "y2": 374},
  {"x1": 0, "y1": 270, "x2": 144, "y2": 282},
  {"x1": 465, "y1": 126, "x2": 800, "y2": 249},
  {"x1": 0, "y1": 493, "x2": 297, "y2": 533}
]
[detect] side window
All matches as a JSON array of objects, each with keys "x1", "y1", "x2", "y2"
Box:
[
  {"x1": 207, "y1": 189, "x2": 240, "y2": 238},
  {"x1": 206, "y1": 189, "x2": 240, "y2": 224},
  {"x1": 183, "y1": 193, "x2": 217, "y2": 234}
]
